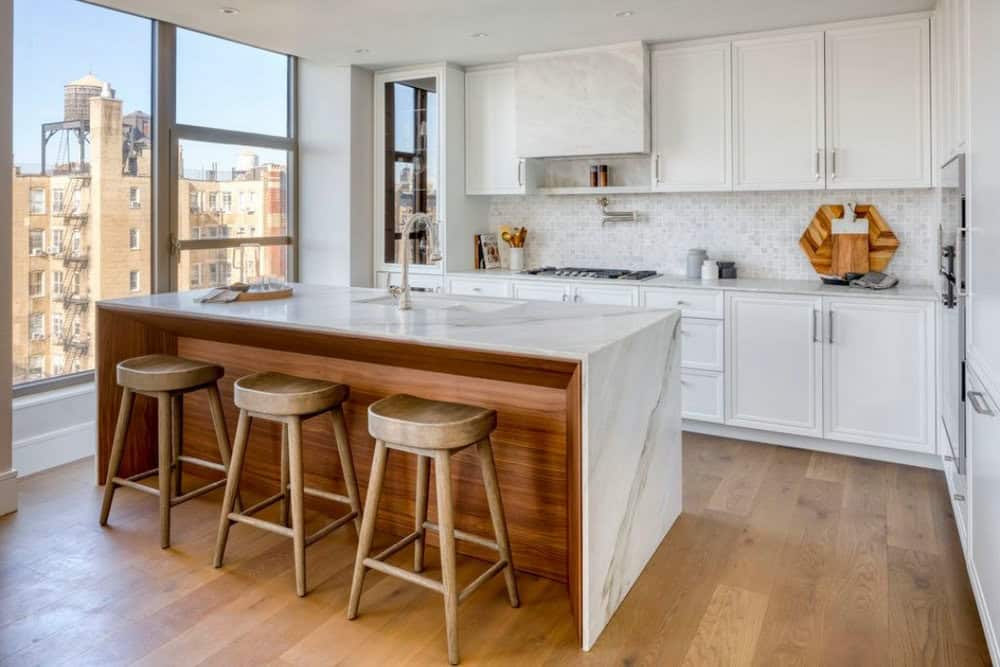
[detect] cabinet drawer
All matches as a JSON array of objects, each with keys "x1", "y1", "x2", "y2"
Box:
[
  {"x1": 448, "y1": 278, "x2": 511, "y2": 298},
  {"x1": 375, "y1": 271, "x2": 443, "y2": 292},
  {"x1": 642, "y1": 287, "x2": 724, "y2": 319},
  {"x1": 681, "y1": 369, "x2": 724, "y2": 423},
  {"x1": 681, "y1": 319, "x2": 724, "y2": 371},
  {"x1": 512, "y1": 281, "x2": 569, "y2": 302},
  {"x1": 572, "y1": 285, "x2": 639, "y2": 306}
]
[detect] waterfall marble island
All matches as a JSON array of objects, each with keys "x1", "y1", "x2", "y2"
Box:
[{"x1": 94, "y1": 284, "x2": 682, "y2": 649}]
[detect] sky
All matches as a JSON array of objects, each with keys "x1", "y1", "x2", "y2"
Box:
[{"x1": 12, "y1": 0, "x2": 288, "y2": 174}]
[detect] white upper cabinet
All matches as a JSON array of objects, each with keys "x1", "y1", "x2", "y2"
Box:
[
  {"x1": 650, "y1": 42, "x2": 732, "y2": 192},
  {"x1": 732, "y1": 32, "x2": 825, "y2": 190},
  {"x1": 822, "y1": 298, "x2": 934, "y2": 452},
  {"x1": 826, "y1": 19, "x2": 931, "y2": 189},
  {"x1": 466, "y1": 67, "x2": 524, "y2": 195},
  {"x1": 936, "y1": 0, "x2": 969, "y2": 161}
]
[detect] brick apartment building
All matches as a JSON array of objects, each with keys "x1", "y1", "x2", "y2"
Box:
[{"x1": 11, "y1": 75, "x2": 287, "y2": 383}]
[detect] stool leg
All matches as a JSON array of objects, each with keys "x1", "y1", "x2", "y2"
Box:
[
  {"x1": 214, "y1": 409, "x2": 252, "y2": 568},
  {"x1": 99, "y1": 387, "x2": 135, "y2": 526},
  {"x1": 287, "y1": 416, "x2": 308, "y2": 597},
  {"x1": 434, "y1": 450, "x2": 460, "y2": 665},
  {"x1": 279, "y1": 425, "x2": 290, "y2": 528},
  {"x1": 477, "y1": 439, "x2": 520, "y2": 608},
  {"x1": 348, "y1": 439, "x2": 389, "y2": 620},
  {"x1": 171, "y1": 394, "x2": 183, "y2": 497},
  {"x1": 207, "y1": 383, "x2": 242, "y2": 512},
  {"x1": 330, "y1": 406, "x2": 363, "y2": 535},
  {"x1": 157, "y1": 393, "x2": 172, "y2": 549},
  {"x1": 413, "y1": 454, "x2": 430, "y2": 573}
]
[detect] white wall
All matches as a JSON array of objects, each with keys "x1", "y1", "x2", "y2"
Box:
[
  {"x1": 298, "y1": 63, "x2": 373, "y2": 287},
  {"x1": 1, "y1": 0, "x2": 16, "y2": 516}
]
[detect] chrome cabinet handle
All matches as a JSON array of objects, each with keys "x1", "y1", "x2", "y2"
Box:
[
  {"x1": 574, "y1": 294, "x2": 581, "y2": 303},
  {"x1": 831, "y1": 149, "x2": 837, "y2": 180},
  {"x1": 827, "y1": 311, "x2": 834, "y2": 343},
  {"x1": 812, "y1": 310, "x2": 819, "y2": 342},
  {"x1": 815, "y1": 149, "x2": 821, "y2": 180},
  {"x1": 561, "y1": 293, "x2": 568, "y2": 302},
  {"x1": 968, "y1": 390, "x2": 995, "y2": 416},
  {"x1": 654, "y1": 154, "x2": 662, "y2": 184},
  {"x1": 676, "y1": 300, "x2": 688, "y2": 306},
  {"x1": 517, "y1": 159, "x2": 525, "y2": 187},
  {"x1": 954, "y1": 493, "x2": 966, "y2": 502}
]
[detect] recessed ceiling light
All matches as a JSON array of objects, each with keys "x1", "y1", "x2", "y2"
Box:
[
  {"x1": 354, "y1": 48, "x2": 370, "y2": 54},
  {"x1": 615, "y1": 10, "x2": 635, "y2": 17},
  {"x1": 471, "y1": 32, "x2": 489, "y2": 38},
  {"x1": 219, "y1": 6, "x2": 239, "y2": 15}
]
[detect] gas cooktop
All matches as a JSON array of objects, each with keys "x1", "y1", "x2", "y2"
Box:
[{"x1": 522, "y1": 267, "x2": 659, "y2": 281}]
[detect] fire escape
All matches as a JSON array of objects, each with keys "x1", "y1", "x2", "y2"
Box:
[{"x1": 58, "y1": 172, "x2": 91, "y2": 371}]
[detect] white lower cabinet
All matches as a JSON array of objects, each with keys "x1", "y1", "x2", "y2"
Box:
[
  {"x1": 681, "y1": 369, "x2": 725, "y2": 423},
  {"x1": 447, "y1": 277, "x2": 511, "y2": 298},
  {"x1": 823, "y1": 298, "x2": 934, "y2": 452},
  {"x1": 680, "y1": 318, "x2": 725, "y2": 371},
  {"x1": 968, "y1": 365, "x2": 1000, "y2": 655},
  {"x1": 571, "y1": 284, "x2": 638, "y2": 306},
  {"x1": 511, "y1": 281, "x2": 569, "y2": 302},
  {"x1": 725, "y1": 292, "x2": 823, "y2": 436}
]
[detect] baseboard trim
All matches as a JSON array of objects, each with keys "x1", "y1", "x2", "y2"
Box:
[
  {"x1": 13, "y1": 420, "x2": 96, "y2": 478},
  {"x1": 0, "y1": 468, "x2": 17, "y2": 516},
  {"x1": 684, "y1": 420, "x2": 941, "y2": 469}
]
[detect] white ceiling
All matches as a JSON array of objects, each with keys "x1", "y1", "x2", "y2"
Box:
[{"x1": 93, "y1": 0, "x2": 933, "y2": 68}]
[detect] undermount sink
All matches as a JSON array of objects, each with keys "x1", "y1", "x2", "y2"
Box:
[{"x1": 356, "y1": 294, "x2": 523, "y2": 313}]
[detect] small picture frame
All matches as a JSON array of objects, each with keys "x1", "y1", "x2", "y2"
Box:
[{"x1": 479, "y1": 233, "x2": 501, "y2": 269}]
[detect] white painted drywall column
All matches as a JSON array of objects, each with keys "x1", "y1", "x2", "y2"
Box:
[
  {"x1": 297, "y1": 63, "x2": 373, "y2": 287},
  {"x1": 1, "y1": 0, "x2": 18, "y2": 516}
]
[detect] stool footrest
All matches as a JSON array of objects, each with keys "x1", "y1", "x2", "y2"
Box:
[
  {"x1": 228, "y1": 508, "x2": 358, "y2": 546},
  {"x1": 242, "y1": 492, "x2": 285, "y2": 517},
  {"x1": 112, "y1": 476, "x2": 161, "y2": 497},
  {"x1": 371, "y1": 531, "x2": 421, "y2": 562},
  {"x1": 423, "y1": 521, "x2": 499, "y2": 552},
  {"x1": 304, "y1": 511, "x2": 358, "y2": 547},
  {"x1": 229, "y1": 512, "x2": 294, "y2": 538},
  {"x1": 363, "y1": 557, "x2": 446, "y2": 595},
  {"x1": 302, "y1": 486, "x2": 353, "y2": 506},
  {"x1": 177, "y1": 455, "x2": 227, "y2": 473},
  {"x1": 171, "y1": 478, "x2": 227, "y2": 506},
  {"x1": 459, "y1": 559, "x2": 509, "y2": 604}
]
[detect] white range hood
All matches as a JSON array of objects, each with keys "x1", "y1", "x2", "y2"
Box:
[{"x1": 515, "y1": 41, "x2": 650, "y2": 158}]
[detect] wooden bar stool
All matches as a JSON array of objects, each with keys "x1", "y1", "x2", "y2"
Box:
[
  {"x1": 348, "y1": 394, "x2": 520, "y2": 665},
  {"x1": 100, "y1": 354, "x2": 238, "y2": 549},
  {"x1": 213, "y1": 371, "x2": 363, "y2": 597}
]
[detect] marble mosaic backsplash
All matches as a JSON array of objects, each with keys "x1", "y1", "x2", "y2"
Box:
[{"x1": 488, "y1": 189, "x2": 937, "y2": 285}]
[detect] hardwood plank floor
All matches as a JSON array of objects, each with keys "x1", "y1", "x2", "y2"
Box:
[{"x1": 0, "y1": 432, "x2": 990, "y2": 665}]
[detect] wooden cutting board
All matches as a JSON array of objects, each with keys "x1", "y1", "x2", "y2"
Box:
[{"x1": 799, "y1": 204, "x2": 899, "y2": 276}]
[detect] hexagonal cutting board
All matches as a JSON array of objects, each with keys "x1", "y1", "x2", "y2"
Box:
[{"x1": 799, "y1": 204, "x2": 900, "y2": 276}]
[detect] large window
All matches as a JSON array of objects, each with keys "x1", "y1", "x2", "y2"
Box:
[
  {"x1": 11, "y1": 0, "x2": 151, "y2": 386},
  {"x1": 11, "y1": 2, "x2": 296, "y2": 390},
  {"x1": 173, "y1": 29, "x2": 294, "y2": 291}
]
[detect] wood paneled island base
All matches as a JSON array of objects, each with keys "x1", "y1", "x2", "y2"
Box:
[
  {"x1": 96, "y1": 304, "x2": 583, "y2": 636},
  {"x1": 95, "y1": 285, "x2": 682, "y2": 650}
]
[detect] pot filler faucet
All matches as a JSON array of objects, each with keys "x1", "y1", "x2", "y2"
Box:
[{"x1": 392, "y1": 213, "x2": 442, "y2": 310}]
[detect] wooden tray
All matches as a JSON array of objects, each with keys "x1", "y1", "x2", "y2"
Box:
[
  {"x1": 799, "y1": 204, "x2": 900, "y2": 276},
  {"x1": 236, "y1": 286, "x2": 294, "y2": 301}
]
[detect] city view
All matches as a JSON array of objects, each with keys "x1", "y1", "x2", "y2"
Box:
[{"x1": 11, "y1": 74, "x2": 289, "y2": 384}]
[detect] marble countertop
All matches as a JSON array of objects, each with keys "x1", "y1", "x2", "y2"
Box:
[
  {"x1": 448, "y1": 269, "x2": 939, "y2": 302},
  {"x1": 99, "y1": 284, "x2": 676, "y2": 361}
]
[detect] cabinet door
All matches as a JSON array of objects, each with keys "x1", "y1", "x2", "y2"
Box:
[
  {"x1": 465, "y1": 67, "x2": 523, "y2": 195},
  {"x1": 511, "y1": 281, "x2": 569, "y2": 302},
  {"x1": 726, "y1": 293, "x2": 823, "y2": 436},
  {"x1": 733, "y1": 32, "x2": 825, "y2": 190},
  {"x1": 826, "y1": 19, "x2": 931, "y2": 189},
  {"x1": 680, "y1": 319, "x2": 725, "y2": 372},
  {"x1": 681, "y1": 369, "x2": 725, "y2": 423},
  {"x1": 968, "y1": 365, "x2": 1000, "y2": 653},
  {"x1": 650, "y1": 42, "x2": 732, "y2": 192},
  {"x1": 822, "y1": 298, "x2": 934, "y2": 452},
  {"x1": 447, "y1": 278, "x2": 511, "y2": 298},
  {"x1": 572, "y1": 285, "x2": 638, "y2": 306}
]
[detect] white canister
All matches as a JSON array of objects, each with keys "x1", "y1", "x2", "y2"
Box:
[
  {"x1": 508, "y1": 247, "x2": 524, "y2": 272},
  {"x1": 701, "y1": 259, "x2": 719, "y2": 281}
]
